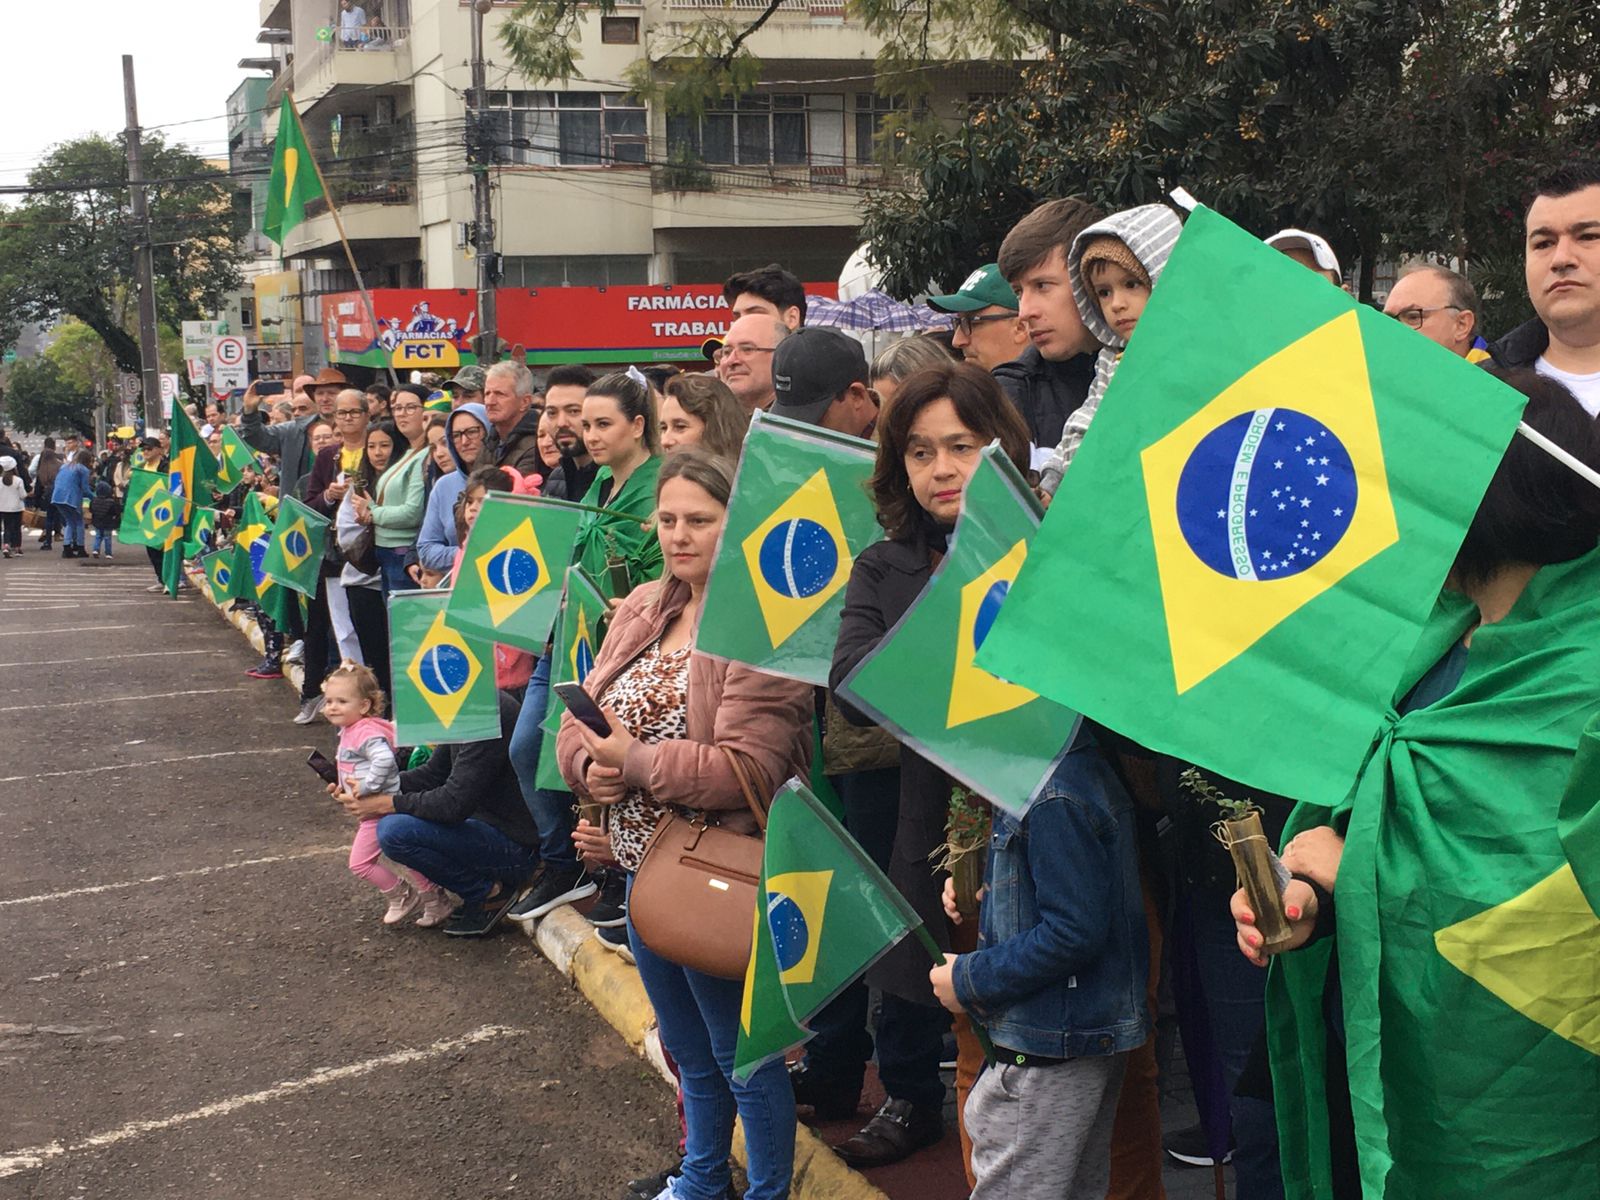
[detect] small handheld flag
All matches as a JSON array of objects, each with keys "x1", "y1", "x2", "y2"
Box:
[
  {"x1": 183, "y1": 507, "x2": 219, "y2": 558},
  {"x1": 168, "y1": 404, "x2": 218, "y2": 506},
  {"x1": 444, "y1": 494, "x2": 585, "y2": 650},
  {"x1": 535, "y1": 567, "x2": 610, "y2": 793},
  {"x1": 260, "y1": 494, "x2": 328, "y2": 595},
  {"x1": 119, "y1": 470, "x2": 177, "y2": 549},
  {"x1": 699, "y1": 413, "x2": 883, "y2": 685},
  {"x1": 214, "y1": 426, "x2": 257, "y2": 490},
  {"x1": 201, "y1": 549, "x2": 239, "y2": 601},
  {"x1": 389, "y1": 589, "x2": 502, "y2": 745}
]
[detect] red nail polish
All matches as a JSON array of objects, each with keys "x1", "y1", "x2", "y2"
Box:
[{"x1": 1286, "y1": 906, "x2": 1302, "y2": 920}]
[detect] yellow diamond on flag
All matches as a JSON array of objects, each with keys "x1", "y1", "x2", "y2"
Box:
[
  {"x1": 405, "y1": 610, "x2": 484, "y2": 729},
  {"x1": 741, "y1": 469, "x2": 853, "y2": 651},
  {"x1": 766, "y1": 870, "x2": 833, "y2": 986},
  {"x1": 474, "y1": 517, "x2": 553, "y2": 628},
  {"x1": 280, "y1": 517, "x2": 313, "y2": 572},
  {"x1": 947, "y1": 539, "x2": 1039, "y2": 729},
  {"x1": 1140, "y1": 310, "x2": 1399, "y2": 694},
  {"x1": 569, "y1": 606, "x2": 596, "y2": 683}
]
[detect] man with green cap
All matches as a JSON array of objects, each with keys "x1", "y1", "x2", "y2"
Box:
[
  {"x1": 927, "y1": 263, "x2": 1031, "y2": 373},
  {"x1": 445, "y1": 364, "x2": 486, "y2": 408}
]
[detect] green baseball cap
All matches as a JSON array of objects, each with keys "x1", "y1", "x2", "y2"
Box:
[{"x1": 927, "y1": 263, "x2": 1019, "y2": 314}]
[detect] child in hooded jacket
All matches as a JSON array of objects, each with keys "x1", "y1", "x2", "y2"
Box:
[
  {"x1": 89, "y1": 480, "x2": 120, "y2": 558},
  {"x1": 0, "y1": 456, "x2": 26, "y2": 557},
  {"x1": 1037, "y1": 204, "x2": 1184, "y2": 497},
  {"x1": 325, "y1": 662, "x2": 455, "y2": 927}
]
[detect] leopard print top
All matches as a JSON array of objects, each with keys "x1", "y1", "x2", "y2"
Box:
[{"x1": 600, "y1": 636, "x2": 691, "y2": 872}]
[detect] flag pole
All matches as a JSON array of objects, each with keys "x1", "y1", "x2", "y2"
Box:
[
  {"x1": 912, "y1": 923, "x2": 997, "y2": 1062},
  {"x1": 1515, "y1": 420, "x2": 1600, "y2": 491},
  {"x1": 284, "y1": 91, "x2": 400, "y2": 389}
]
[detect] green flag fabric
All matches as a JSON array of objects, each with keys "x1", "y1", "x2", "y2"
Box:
[
  {"x1": 160, "y1": 539, "x2": 185, "y2": 598},
  {"x1": 138, "y1": 477, "x2": 186, "y2": 551},
  {"x1": 735, "y1": 780, "x2": 922, "y2": 1081},
  {"x1": 214, "y1": 426, "x2": 257, "y2": 491},
  {"x1": 201, "y1": 548, "x2": 240, "y2": 601},
  {"x1": 182, "y1": 507, "x2": 219, "y2": 558},
  {"x1": 236, "y1": 492, "x2": 296, "y2": 627},
  {"x1": 444, "y1": 494, "x2": 586, "y2": 651},
  {"x1": 119, "y1": 469, "x2": 176, "y2": 549},
  {"x1": 168, "y1": 404, "x2": 217, "y2": 508},
  {"x1": 389, "y1": 588, "x2": 502, "y2": 745},
  {"x1": 977, "y1": 206, "x2": 1527, "y2": 805},
  {"x1": 840, "y1": 445, "x2": 1080, "y2": 816},
  {"x1": 260, "y1": 494, "x2": 328, "y2": 595},
  {"x1": 262, "y1": 95, "x2": 326, "y2": 245},
  {"x1": 698, "y1": 412, "x2": 883, "y2": 685},
  {"x1": 535, "y1": 568, "x2": 610, "y2": 793},
  {"x1": 1268, "y1": 550, "x2": 1600, "y2": 1199}
]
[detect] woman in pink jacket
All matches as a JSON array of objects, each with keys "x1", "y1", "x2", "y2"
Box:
[{"x1": 557, "y1": 448, "x2": 811, "y2": 1200}]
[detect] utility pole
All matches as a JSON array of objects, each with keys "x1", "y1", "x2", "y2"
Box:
[
  {"x1": 123, "y1": 55, "x2": 165, "y2": 433},
  {"x1": 468, "y1": 0, "x2": 499, "y2": 363}
]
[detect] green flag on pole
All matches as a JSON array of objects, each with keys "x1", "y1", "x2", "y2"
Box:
[
  {"x1": 262, "y1": 94, "x2": 326, "y2": 245},
  {"x1": 260, "y1": 494, "x2": 328, "y2": 595},
  {"x1": 119, "y1": 469, "x2": 176, "y2": 549},
  {"x1": 214, "y1": 426, "x2": 257, "y2": 491},
  {"x1": 389, "y1": 588, "x2": 502, "y2": 745},
  {"x1": 840, "y1": 444, "x2": 1080, "y2": 816},
  {"x1": 698, "y1": 412, "x2": 883, "y2": 685},
  {"x1": 977, "y1": 205, "x2": 1527, "y2": 805},
  {"x1": 236, "y1": 491, "x2": 296, "y2": 627},
  {"x1": 160, "y1": 539, "x2": 185, "y2": 597},
  {"x1": 735, "y1": 780, "x2": 922, "y2": 1081},
  {"x1": 168, "y1": 403, "x2": 217, "y2": 507},
  {"x1": 182, "y1": 506, "x2": 219, "y2": 558},
  {"x1": 444, "y1": 494, "x2": 586, "y2": 651},
  {"x1": 535, "y1": 567, "x2": 610, "y2": 793},
  {"x1": 201, "y1": 548, "x2": 240, "y2": 601},
  {"x1": 138, "y1": 479, "x2": 186, "y2": 551}
]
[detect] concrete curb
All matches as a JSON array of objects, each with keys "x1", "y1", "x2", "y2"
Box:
[{"x1": 188, "y1": 568, "x2": 889, "y2": 1200}]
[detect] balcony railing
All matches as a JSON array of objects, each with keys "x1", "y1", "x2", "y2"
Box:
[
  {"x1": 651, "y1": 159, "x2": 898, "y2": 194},
  {"x1": 301, "y1": 25, "x2": 411, "y2": 76},
  {"x1": 304, "y1": 179, "x2": 415, "y2": 217}
]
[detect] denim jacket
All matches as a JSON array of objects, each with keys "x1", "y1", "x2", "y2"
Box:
[{"x1": 951, "y1": 741, "x2": 1149, "y2": 1059}]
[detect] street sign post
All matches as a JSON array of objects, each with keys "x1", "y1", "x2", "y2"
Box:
[{"x1": 211, "y1": 335, "x2": 248, "y2": 395}]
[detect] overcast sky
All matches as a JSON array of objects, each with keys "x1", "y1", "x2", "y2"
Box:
[{"x1": 0, "y1": 4, "x2": 267, "y2": 186}]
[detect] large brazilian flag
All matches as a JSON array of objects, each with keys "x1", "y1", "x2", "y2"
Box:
[
  {"x1": 168, "y1": 403, "x2": 218, "y2": 508},
  {"x1": 389, "y1": 588, "x2": 501, "y2": 745},
  {"x1": 839, "y1": 444, "x2": 1080, "y2": 816},
  {"x1": 978, "y1": 205, "x2": 1527, "y2": 804},
  {"x1": 444, "y1": 494, "x2": 585, "y2": 651},
  {"x1": 698, "y1": 412, "x2": 883, "y2": 685}
]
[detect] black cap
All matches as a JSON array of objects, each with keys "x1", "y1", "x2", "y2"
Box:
[{"x1": 770, "y1": 327, "x2": 869, "y2": 425}]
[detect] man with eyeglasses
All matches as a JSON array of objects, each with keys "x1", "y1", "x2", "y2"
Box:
[
  {"x1": 928, "y1": 264, "x2": 1031, "y2": 372},
  {"x1": 720, "y1": 314, "x2": 789, "y2": 416},
  {"x1": 1382, "y1": 264, "x2": 1489, "y2": 361}
]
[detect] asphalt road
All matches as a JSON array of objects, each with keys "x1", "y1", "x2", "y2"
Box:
[{"x1": 0, "y1": 547, "x2": 677, "y2": 1199}]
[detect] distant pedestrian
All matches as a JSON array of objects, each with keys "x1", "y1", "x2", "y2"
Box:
[
  {"x1": 89, "y1": 480, "x2": 120, "y2": 559},
  {"x1": 50, "y1": 449, "x2": 94, "y2": 558},
  {"x1": 0, "y1": 456, "x2": 26, "y2": 558}
]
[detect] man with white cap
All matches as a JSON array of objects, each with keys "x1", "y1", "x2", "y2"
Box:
[{"x1": 1266, "y1": 228, "x2": 1344, "y2": 286}]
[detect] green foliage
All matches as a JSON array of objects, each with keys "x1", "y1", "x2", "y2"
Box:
[
  {"x1": 0, "y1": 134, "x2": 245, "y2": 375},
  {"x1": 1, "y1": 356, "x2": 94, "y2": 436}
]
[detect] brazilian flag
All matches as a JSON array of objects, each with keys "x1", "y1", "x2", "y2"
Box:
[
  {"x1": 260, "y1": 494, "x2": 328, "y2": 595},
  {"x1": 535, "y1": 567, "x2": 610, "y2": 794},
  {"x1": 160, "y1": 539, "x2": 185, "y2": 597},
  {"x1": 839, "y1": 444, "x2": 1080, "y2": 816},
  {"x1": 444, "y1": 494, "x2": 584, "y2": 651},
  {"x1": 168, "y1": 404, "x2": 218, "y2": 508},
  {"x1": 182, "y1": 506, "x2": 219, "y2": 558},
  {"x1": 735, "y1": 780, "x2": 921, "y2": 1081},
  {"x1": 119, "y1": 469, "x2": 181, "y2": 549},
  {"x1": 214, "y1": 426, "x2": 257, "y2": 491},
  {"x1": 978, "y1": 206, "x2": 1526, "y2": 804},
  {"x1": 138, "y1": 479, "x2": 186, "y2": 551},
  {"x1": 389, "y1": 588, "x2": 501, "y2": 745},
  {"x1": 698, "y1": 412, "x2": 883, "y2": 685},
  {"x1": 236, "y1": 491, "x2": 296, "y2": 627},
  {"x1": 201, "y1": 548, "x2": 240, "y2": 601},
  {"x1": 262, "y1": 94, "x2": 326, "y2": 245}
]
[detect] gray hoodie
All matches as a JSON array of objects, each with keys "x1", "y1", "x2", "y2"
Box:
[{"x1": 1038, "y1": 204, "x2": 1184, "y2": 495}]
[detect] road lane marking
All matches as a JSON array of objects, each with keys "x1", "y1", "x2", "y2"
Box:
[
  {"x1": 0, "y1": 1024, "x2": 528, "y2": 1178},
  {"x1": 0, "y1": 847, "x2": 344, "y2": 907},
  {"x1": 0, "y1": 687, "x2": 252, "y2": 713},
  {"x1": 0, "y1": 747, "x2": 303, "y2": 785},
  {"x1": 0, "y1": 649, "x2": 221, "y2": 668},
  {"x1": 26, "y1": 955, "x2": 153, "y2": 984}
]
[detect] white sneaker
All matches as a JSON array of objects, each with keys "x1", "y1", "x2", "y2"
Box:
[
  {"x1": 381, "y1": 882, "x2": 422, "y2": 926},
  {"x1": 284, "y1": 640, "x2": 305, "y2": 664},
  {"x1": 415, "y1": 891, "x2": 460, "y2": 928}
]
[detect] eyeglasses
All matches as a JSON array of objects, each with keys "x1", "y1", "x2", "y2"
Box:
[
  {"x1": 720, "y1": 343, "x2": 776, "y2": 361},
  {"x1": 335, "y1": 409, "x2": 365, "y2": 418},
  {"x1": 452, "y1": 426, "x2": 485, "y2": 441},
  {"x1": 954, "y1": 312, "x2": 1017, "y2": 337},
  {"x1": 1389, "y1": 305, "x2": 1463, "y2": 329},
  {"x1": 389, "y1": 403, "x2": 423, "y2": 415}
]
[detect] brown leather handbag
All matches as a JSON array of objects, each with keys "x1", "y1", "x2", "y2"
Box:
[{"x1": 628, "y1": 747, "x2": 770, "y2": 980}]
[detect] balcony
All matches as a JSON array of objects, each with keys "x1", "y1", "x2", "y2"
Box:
[
  {"x1": 650, "y1": 159, "x2": 894, "y2": 194},
  {"x1": 294, "y1": 26, "x2": 412, "y2": 106}
]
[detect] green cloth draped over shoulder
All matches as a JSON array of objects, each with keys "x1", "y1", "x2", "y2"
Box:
[
  {"x1": 574, "y1": 455, "x2": 663, "y2": 596},
  {"x1": 1268, "y1": 548, "x2": 1600, "y2": 1200}
]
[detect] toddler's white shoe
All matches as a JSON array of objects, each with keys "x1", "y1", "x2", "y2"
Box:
[{"x1": 381, "y1": 881, "x2": 422, "y2": 926}]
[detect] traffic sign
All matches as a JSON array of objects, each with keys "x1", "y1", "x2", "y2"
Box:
[
  {"x1": 211, "y1": 335, "x2": 249, "y2": 393},
  {"x1": 391, "y1": 339, "x2": 461, "y2": 368}
]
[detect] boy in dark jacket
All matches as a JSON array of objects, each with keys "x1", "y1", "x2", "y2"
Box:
[{"x1": 89, "y1": 480, "x2": 120, "y2": 559}]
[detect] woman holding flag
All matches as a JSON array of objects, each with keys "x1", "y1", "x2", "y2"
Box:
[{"x1": 556, "y1": 449, "x2": 812, "y2": 1200}]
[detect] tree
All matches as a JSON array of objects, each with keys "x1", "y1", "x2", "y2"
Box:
[
  {"x1": 0, "y1": 134, "x2": 245, "y2": 374},
  {"x1": 0, "y1": 357, "x2": 92, "y2": 436}
]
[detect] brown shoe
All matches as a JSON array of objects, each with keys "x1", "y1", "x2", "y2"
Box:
[{"x1": 831, "y1": 1098, "x2": 942, "y2": 1169}]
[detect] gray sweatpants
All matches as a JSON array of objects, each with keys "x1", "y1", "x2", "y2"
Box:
[{"x1": 966, "y1": 1051, "x2": 1129, "y2": 1200}]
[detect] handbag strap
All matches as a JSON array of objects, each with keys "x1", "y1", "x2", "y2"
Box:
[{"x1": 718, "y1": 745, "x2": 771, "y2": 833}]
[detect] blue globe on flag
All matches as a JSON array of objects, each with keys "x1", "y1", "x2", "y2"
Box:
[
  {"x1": 972, "y1": 580, "x2": 1009, "y2": 650},
  {"x1": 284, "y1": 529, "x2": 310, "y2": 559},
  {"x1": 766, "y1": 891, "x2": 811, "y2": 973},
  {"x1": 758, "y1": 518, "x2": 839, "y2": 600},
  {"x1": 1175, "y1": 408, "x2": 1358, "y2": 581},
  {"x1": 574, "y1": 638, "x2": 594, "y2": 682},
  {"x1": 486, "y1": 547, "x2": 540, "y2": 597},
  {"x1": 416, "y1": 645, "x2": 472, "y2": 696}
]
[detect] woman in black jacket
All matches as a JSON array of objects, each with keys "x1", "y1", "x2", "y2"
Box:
[{"x1": 829, "y1": 361, "x2": 1034, "y2": 1166}]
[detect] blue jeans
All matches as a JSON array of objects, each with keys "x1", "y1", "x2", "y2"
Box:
[
  {"x1": 507, "y1": 653, "x2": 577, "y2": 866},
  {"x1": 375, "y1": 545, "x2": 418, "y2": 595},
  {"x1": 92, "y1": 529, "x2": 113, "y2": 556},
  {"x1": 54, "y1": 503, "x2": 84, "y2": 547},
  {"x1": 375, "y1": 813, "x2": 538, "y2": 908},
  {"x1": 627, "y1": 876, "x2": 796, "y2": 1200}
]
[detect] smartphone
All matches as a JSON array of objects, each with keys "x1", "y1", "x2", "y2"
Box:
[
  {"x1": 256, "y1": 380, "x2": 286, "y2": 397},
  {"x1": 553, "y1": 682, "x2": 612, "y2": 737},
  {"x1": 306, "y1": 749, "x2": 340, "y2": 785}
]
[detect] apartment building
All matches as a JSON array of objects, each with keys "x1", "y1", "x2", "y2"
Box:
[{"x1": 250, "y1": 0, "x2": 1014, "y2": 370}]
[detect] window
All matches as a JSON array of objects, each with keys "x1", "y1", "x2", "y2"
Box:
[
  {"x1": 600, "y1": 16, "x2": 639, "y2": 43},
  {"x1": 666, "y1": 94, "x2": 815, "y2": 167},
  {"x1": 500, "y1": 256, "x2": 651, "y2": 287},
  {"x1": 854, "y1": 93, "x2": 907, "y2": 164},
  {"x1": 484, "y1": 91, "x2": 647, "y2": 166}
]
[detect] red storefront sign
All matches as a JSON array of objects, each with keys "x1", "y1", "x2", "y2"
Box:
[{"x1": 324, "y1": 289, "x2": 480, "y2": 367}]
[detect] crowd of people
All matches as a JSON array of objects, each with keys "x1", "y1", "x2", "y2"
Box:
[{"x1": 8, "y1": 160, "x2": 1597, "y2": 1200}]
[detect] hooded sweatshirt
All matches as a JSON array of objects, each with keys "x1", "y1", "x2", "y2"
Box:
[
  {"x1": 416, "y1": 402, "x2": 489, "y2": 572},
  {"x1": 1038, "y1": 204, "x2": 1184, "y2": 495}
]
